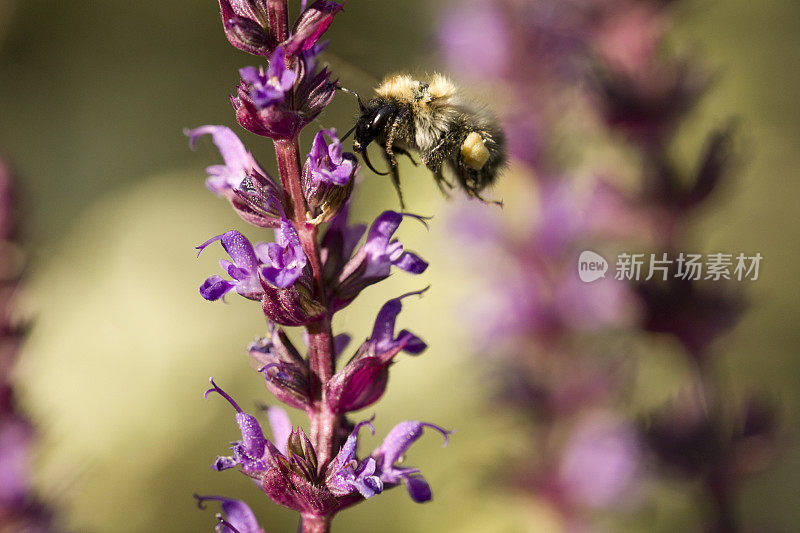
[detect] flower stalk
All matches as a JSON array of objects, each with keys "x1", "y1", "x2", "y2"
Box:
[{"x1": 188, "y1": 2, "x2": 448, "y2": 531}]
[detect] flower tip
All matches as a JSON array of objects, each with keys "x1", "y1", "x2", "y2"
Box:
[
  {"x1": 193, "y1": 493, "x2": 207, "y2": 510},
  {"x1": 400, "y1": 285, "x2": 431, "y2": 301},
  {"x1": 204, "y1": 378, "x2": 243, "y2": 413},
  {"x1": 423, "y1": 422, "x2": 452, "y2": 446}
]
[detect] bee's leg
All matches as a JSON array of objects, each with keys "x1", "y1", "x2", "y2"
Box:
[
  {"x1": 393, "y1": 147, "x2": 418, "y2": 166},
  {"x1": 384, "y1": 109, "x2": 410, "y2": 208},
  {"x1": 382, "y1": 150, "x2": 405, "y2": 209},
  {"x1": 434, "y1": 168, "x2": 454, "y2": 196},
  {"x1": 467, "y1": 183, "x2": 503, "y2": 207}
]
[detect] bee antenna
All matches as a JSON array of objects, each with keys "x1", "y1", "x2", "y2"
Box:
[
  {"x1": 340, "y1": 124, "x2": 357, "y2": 142},
  {"x1": 337, "y1": 84, "x2": 366, "y2": 112}
]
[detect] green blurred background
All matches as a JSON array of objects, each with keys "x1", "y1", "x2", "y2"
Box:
[{"x1": 0, "y1": 0, "x2": 798, "y2": 531}]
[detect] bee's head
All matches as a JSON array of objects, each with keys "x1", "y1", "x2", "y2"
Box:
[{"x1": 353, "y1": 103, "x2": 395, "y2": 153}]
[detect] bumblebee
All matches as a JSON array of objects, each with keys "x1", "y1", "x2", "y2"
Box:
[{"x1": 346, "y1": 73, "x2": 506, "y2": 206}]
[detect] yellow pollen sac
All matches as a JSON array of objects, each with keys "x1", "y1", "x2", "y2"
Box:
[{"x1": 461, "y1": 132, "x2": 490, "y2": 170}]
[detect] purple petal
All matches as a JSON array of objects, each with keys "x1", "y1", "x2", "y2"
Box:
[
  {"x1": 364, "y1": 211, "x2": 403, "y2": 258},
  {"x1": 403, "y1": 474, "x2": 432, "y2": 503},
  {"x1": 371, "y1": 289, "x2": 429, "y2": 353},
  {"x1": 309, "y1": 129, "x2": 329, "y2": 161},
  {"x1": 266, "y1": 406, "x2": 292, "y2": 456},
  {"x1": 266, "y1": 46, "x2": 287, "y2": 80},
  {"x1": 391, "y1": 251, "x2": 428, "y2": 274},
  {"x1": 200, "y1": 275, "x2": 236, "y2": 300},
  {"x1": 333, "y1": 334, "x2": 351, "y2": 359},
  {"x1": 195, "y1": 495, "x2": 263, "y2": 533},
  {"x1": 395, "y1": 330, "x2": 427, "y2": 354},
  {"x1": 284, "y1": 1, "x2": 343, "y2": 55},
  {"x1": 235, "y1": 412, "x2": 269, "y2": 459},
  {"x1": 376, "y1": 421, "x2": 451, "y2": 468},
  {"x1": 260, "y1": 263, "x2": 303, "y2": 289},
  {"x1": 238, "y1": 65, "x2": 263, "y2": 85},
  {"x1": 185, "y1": 125, "x2": 251, "y2": 176}
]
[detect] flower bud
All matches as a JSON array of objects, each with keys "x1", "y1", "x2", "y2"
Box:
[{"x1": 250, "y1": 325, "x2": 312, "y2": 410}]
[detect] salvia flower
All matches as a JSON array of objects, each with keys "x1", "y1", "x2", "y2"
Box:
[
  {"x1": 330, "y1": 211, "x2": 429, "y2": 311},
  {"x1": 302, "y1": 128, "x2": 358, "y2": 223},
  {"x1": 206, "y1": 379, "x2": 448, "y2": 514},
  {"x1": 371, "y1": 421, "x2": 452, "y2": 503},
  {"x1": 259, "y1": 218, "x2": 307, "y2": 289},
  {"x1": 186, "y1": 125, "x2": 283, "y2": 228},
  {"x1": 326, "y1": 419, "x2": 384, "y2": 499},
  {"x1": 240, "y1": 47, "x2": 297, "y2": 109},
  {"x1": 233, "y1": 44, "x2": 334, "y2": 140},
  {"x1": 197, "y1": 230, "x2": 265, "y2": 301},
  {"x1": 327, "y1": 289, "x2": 427, "y2": 413},
  {"x1": 197, "y1": 220, "x2": 308, "y2": 303},
  {"x1": 195, "y1": 494, "x2": 265, "y2": 533}
]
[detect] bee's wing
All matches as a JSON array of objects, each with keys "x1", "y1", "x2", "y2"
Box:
[{"x1": 319, "y1": 51, "x2": 381, "y2": 96}]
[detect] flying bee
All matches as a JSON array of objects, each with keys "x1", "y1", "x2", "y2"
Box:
[{"x1": 342, "y1": 73, "x2": 506, "y2": 207}]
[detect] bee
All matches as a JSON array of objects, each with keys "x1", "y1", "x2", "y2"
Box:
[{"x1": 343, "y1": 73, "x2": 506, "y2": 207}]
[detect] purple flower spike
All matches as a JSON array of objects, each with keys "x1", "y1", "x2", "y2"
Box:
[
  {"x1": 194, "y1": 494, "x2": 265, "y2": 533},
  {"x1": 197, "y1": 231, "x2": 264, "y2": 301},
  {"x1": 372, "y1": 421, "x2": 452, "y2": 503},
  {"x1": 258, "y1": 219, "x2": 307, "y2": 289},
  {"x1": 327, "y1": 289, "x2": 428, "y2": 413},
  {"x1": 326, "y1": 419, "x2": 384, "y2": 499},
  {"x1": 240, "y1": 47, "x2": 297, "y2": 109}
]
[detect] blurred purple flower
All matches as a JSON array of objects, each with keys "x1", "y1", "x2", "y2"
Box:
[
  {"x1": 556, "y1": 413, "x2": 642, "y2": 509},
  {"x1": 437, "y1": 0, "x2": 511, "y2": 80},
  {"x1": 0, "y1": 416, "x2": 32, "y2": 504}
]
